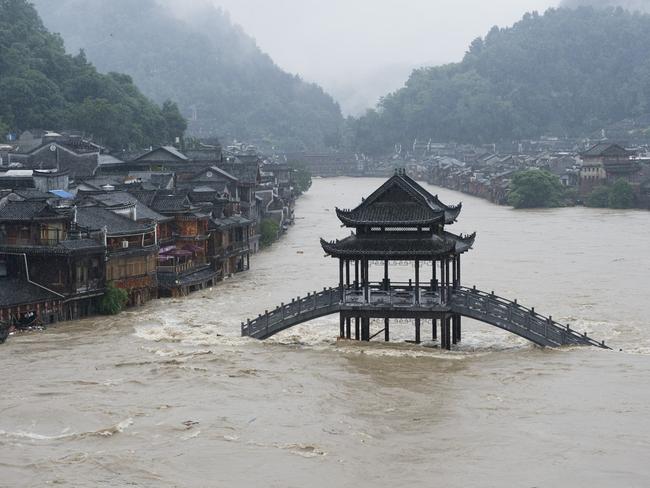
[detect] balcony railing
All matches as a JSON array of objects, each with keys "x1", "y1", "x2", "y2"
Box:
[{"x1": 157, "y1": 260, "x2": 208, "y2": 275}]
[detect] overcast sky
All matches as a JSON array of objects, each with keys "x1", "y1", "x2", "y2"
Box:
[{"x1": 186, "y1": 1, "x2": 562, "y2": 113}]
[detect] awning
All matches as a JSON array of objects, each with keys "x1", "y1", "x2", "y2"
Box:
[
  {"x1": 49, "y1": 190, "x2": 75, "y2": 199},
  {"x1": 159, "y1": 245, "x2": 176, "y2": 254}
]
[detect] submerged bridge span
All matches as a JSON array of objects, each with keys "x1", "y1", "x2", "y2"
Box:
[{"x1": 241, "y1": 284, "x2": 610, "y2": 349}]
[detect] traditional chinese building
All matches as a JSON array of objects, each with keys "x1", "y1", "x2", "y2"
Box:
[
  {"x1": 0, "y1": 199, "x2": 106, "y2": 323},
  {"x1": 75, "y1": 205, "x2": 158, "y2": 306},
  {"x1": 320, "y1": 169, "x2": 475, "y2": 348}
]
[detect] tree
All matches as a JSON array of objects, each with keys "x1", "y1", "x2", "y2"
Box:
[
  {"x1": 608, "y1": 178, "x2": 635, "y2": 208},
  {"x1": 288, "y1": 161, "x2": 312, "y2": 195},
  {"x1": 507, "y1": 169, "x2": 565, "y2": 208},
  {"x1": 99, "y1": 283, "x2": 129, "y2": 315},
  {"x1": 260, "y1": 219, "x2": 280, "y2": 248},
  {"x1": 161, "y1": 99, "x2": 187, "y2": 142},
  {"x1": 586, "y1": 186, "x2": 611, "y2": 207},
  {"x1": 0, "y1": 0, "x2": 186, "y2": 149}
]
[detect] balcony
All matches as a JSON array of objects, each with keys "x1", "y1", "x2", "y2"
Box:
[
  {"x1": 157, "y1": 259, "x2": 208, "y2": 275},
  {"x1": 0, "y1": 236, "x2": 64, "y2": 247}
]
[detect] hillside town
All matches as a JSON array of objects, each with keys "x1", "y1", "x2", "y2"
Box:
[{"x1": 0, "y1": 131, "x2": 297, "y2": 329}]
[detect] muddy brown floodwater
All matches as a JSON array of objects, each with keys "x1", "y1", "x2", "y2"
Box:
[{"x1": 2, "y1": 177, "x2": 650, "y2": 487}]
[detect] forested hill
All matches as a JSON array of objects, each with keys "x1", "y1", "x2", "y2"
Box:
[
  {"x1": 32, "y1": 0, "x2": 344, "y2": 151},
  {"x1": 0, "y1": 0, "x2": 185, "y2": 149},
  {"x1": 351, "y1": 7, "x2": 650, "y2": 154}
]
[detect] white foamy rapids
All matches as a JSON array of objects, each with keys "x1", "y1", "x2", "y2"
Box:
[
  {"x1": 267, "y1": 316, "x2": 532, "y2": 358},
  {"x1": 0, "y1": 418, "x2": 133, "y2": 442}
]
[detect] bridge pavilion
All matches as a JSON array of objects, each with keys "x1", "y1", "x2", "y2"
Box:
[{"x1": 320, "y1": 169, "x2": 475, "y2": 349}]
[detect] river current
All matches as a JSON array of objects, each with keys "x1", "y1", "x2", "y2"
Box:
[{"x1": 2, "y1": 177, "x2": 650, "y2": 487}]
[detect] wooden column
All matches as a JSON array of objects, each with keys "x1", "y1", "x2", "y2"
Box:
[
  {"x1": 384, "y1": 259, "x2": 389, "y2": 290},
  {"x1": 415, "y1": 317, "x2": 421, "y2": 343},
  {"x1": 440, "y1": 316, "x2": 447, "y2": 348},
  {"x1": 384, "y1": 318, "x2": 390, "y2": 342},
  {"x1": 363, "y1": 259, "x2": 369, "y2": 303},
  {"x1": 432, "y1": 259, "x2": 437, "y2": 291},
  {"x1": 452, "y1": 256, "x2": 457, "y2": 288},
  {"x1": 362, "y1": 317, "x2": 370, "y2": 341},
  {"x1": 346, "y1": 317, "x2": 351, "y2": 339},
  {"x1": 354, "y1": 260, "x2": 359, "y2": 290},
  {"x1": 440, "y1": 259, "x2": 446, "y2": 303},
  {"x1": 457, "y1": 255, "x2": 461, "y2": 288},
  {"x1": 345, "y1": 259, "x2": 350, "y2": 287},
  {"x1": 432, "y1": 318, "x2": 437, "y2": 340},
  {"x1": 452, "y1": 315, "x2": 458, "y2": 345},
  {"x1": 339, "y1": 258, "x2": 344, "y2": 301},
  {"x1": 445, "y1": 317, "x2": 451, "y2": 351},
  {"x1": 445, "y1": 258, "x2": 450, "y2": 302},
  {"x1": 339, "y1": 313, "x2": 345, "y2": 338},
  {"x1": 355, "y1": 317, "x2": 360, "y2": 340},
  {"x1": 414, "y1": 259, "x2": 420, "y2": 304}
]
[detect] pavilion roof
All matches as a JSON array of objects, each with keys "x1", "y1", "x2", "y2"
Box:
[
  {"x1": 335, "y1": 171, "x2": 461, "y2": 227},
  {"x1": 320, "y1": 231, "x2": 475, "y2": 260}
]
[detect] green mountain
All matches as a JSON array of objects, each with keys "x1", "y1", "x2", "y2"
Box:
[
  {"x1": 32, "y1": 0, "x2": 344, "y2": 151},
  {"x1": 350, "y1": 7, "x2": 650, "y2": 154},
  {"x1": 0, "y1": 0, "x2": 185, "y2": 149}
]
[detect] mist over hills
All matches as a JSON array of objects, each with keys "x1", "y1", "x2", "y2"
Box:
[
  {"x1": 32, "y1": 0, "x2": 344, "y2": 151},
  {"x1": 0, "y1": 0, "x2": 185, "y2": 148},
  {"x1": 350, "y1": 7, "x2": 650, "y2": 154}
]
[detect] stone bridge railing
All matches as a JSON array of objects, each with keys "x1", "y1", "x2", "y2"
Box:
[{"x1": 449, "y1": 286, "x2": 609, "y2": 349}]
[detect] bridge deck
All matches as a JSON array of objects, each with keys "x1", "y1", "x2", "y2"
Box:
[{"x1": 241, "y1": 284, "x2": 610, "y2": 349}]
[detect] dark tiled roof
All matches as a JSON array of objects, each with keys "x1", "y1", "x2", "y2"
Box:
[
  {"x1": 580, "y1": 143, "x2": 632, "y2": 158},
  {"x1": 0, "y1": 200, "x2": 66, "y2": 221},
  {"x1": 151, "y1": 193, "x2": 191, "y2": 212},
  {"x1": 320, "y1": 231, "x2": 475, "y2": 259},
  {"x1": 76, "y1": 206, "x2": 154, "y2": 235},
  {"x1": 336, "y1": 174, "x2": 450, "y2": 226},
  {"x1": 0, "y1": 278, "x2": 61, "y2": 307},
  {"x1": 12, "y1": 189, "x2": 51, "y2": 201},
  {"x1": 90, "y1": 191, "x2": 172, "y2": 223},
  {"x1": 58, "y1": 238, "x2": 105, "y2": 251}
]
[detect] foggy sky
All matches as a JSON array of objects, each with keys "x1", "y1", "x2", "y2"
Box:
[{"x1": 168, "y1": 1, "x2": 564, "y2": 114}]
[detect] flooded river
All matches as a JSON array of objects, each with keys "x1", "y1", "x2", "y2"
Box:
[{"x1": 2, "y1": 177, "x2": 650, "y2": 487}]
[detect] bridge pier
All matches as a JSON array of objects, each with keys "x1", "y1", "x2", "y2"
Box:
[
  {"x1": 355, "y1": 317, "x2": 360, "y2": 340},
  {"x1": 346, "y1": 317, "x2": 351, "y2": 339},
  {"x1": 361, "y1": 317, "x2": 370, "y2": 341},
  {"x1": 432, "y1": 318, "x2": 437, "y2": 341},
  {"x1": 340, "y1": 314, "x2": 345, "y2": 339},
  {"x1": 384, "y1": 318, "x2": 390, "y2": 342},
  {"x1": 415, "y1": 318, "x2": 421, "y2": 344}
]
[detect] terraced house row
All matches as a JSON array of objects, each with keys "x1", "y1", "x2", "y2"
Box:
[{"x1": 0, "y1": 134, "x2": 297, "y2": 327}]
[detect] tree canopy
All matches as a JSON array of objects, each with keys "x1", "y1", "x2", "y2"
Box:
[
  {"x1": 508, "y1": 169, "x2": 565, "y2": 208},
  {"x1": 349, "y1": 7, "x2": 650, "y2": 154},
  {"x1": 0, "y1": 0, "x2": 185, "y2": 149},
  {"x1": 33, "y1": 0, "x2": 344, "y2": 151}
]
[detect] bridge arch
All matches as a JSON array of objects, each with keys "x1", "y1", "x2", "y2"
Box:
[{"x1": 241, "y1": 285, "x2": 609, "y2": 349}]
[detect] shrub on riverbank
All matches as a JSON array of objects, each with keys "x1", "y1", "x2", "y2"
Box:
[
  {"x1": 99, "y1": 283, "x2": 129, "y2": 315},
  {"x1": 586, "y1": 179, "x2": 636, "y2": 209},
  {"x1": 260, "y1": 219, "x2": 280, "y2": 248},
  {"x1": 508, "y1": 169, "x2": 565, "y2": 208}
]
